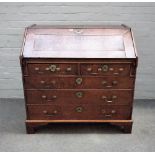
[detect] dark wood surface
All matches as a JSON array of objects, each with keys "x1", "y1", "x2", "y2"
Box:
[
  {"x1": 24, "y1": 76, "x2": 135, "y2": 89},
  {"x1": 25, "y1": 89, "x2": 133, "y2": 105},
  {"x1": 20, "y1": 25, "x2": 138, "y2": 133},
  {"x1": 27, "y1": 104, "x2": 131, "y2": 120}
]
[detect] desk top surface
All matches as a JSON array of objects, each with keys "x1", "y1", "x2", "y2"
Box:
[{"x1": 22, "y1": 25, "x2": 137, "y2": 59}]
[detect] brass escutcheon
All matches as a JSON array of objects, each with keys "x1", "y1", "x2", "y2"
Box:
[
  {"x1": 101, "y1": 95, "x2": 117, "y2": 103},
  {"x1": 49, "y1": 64, "x2": 57, "y2": 72},
  {"x1": 76, "y1": 106, "x2": 83, "y2": 113},
  {"x1": 76, "y1": 77, "x2": 82, "y2": 85},
  {"x1": 102, "y1": 65, "x2": 109, "y2": 72},
  {"x1": 43, "y1": 110, "x2": 58, "y2": 116},
  {"x1": 75, "y1": 91, "x2": 83, "y2": 98}
]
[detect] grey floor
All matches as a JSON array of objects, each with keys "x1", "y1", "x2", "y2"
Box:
[{"x1": 0, "y1": 99, "x2": 155, "y2": 152}]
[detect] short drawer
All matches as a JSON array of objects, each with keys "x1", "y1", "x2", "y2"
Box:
[
  {"x1": 81, "y1": 63, "x2": 131, "y2": 76},
  {"x1": 24, "y1": 76, "x2": 134, "y2": 89},
  {"x1": 26, "y1": 90, "x2": 133, "y2": 106},
  {"x1": 27, "y1": 63, "x2": 78, "y2": 75},
  {"x1": 27, "y1": 104, "x2": 131, "y2": 120}
]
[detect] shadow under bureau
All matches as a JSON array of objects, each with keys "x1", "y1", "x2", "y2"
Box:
[{"x1": 20, "y1": 25, "x2": 138, "y2": 134}]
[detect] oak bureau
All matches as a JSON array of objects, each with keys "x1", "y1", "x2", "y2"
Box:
[{"x1": 20, "y1": 25, "x2": 138, "y2": 134}]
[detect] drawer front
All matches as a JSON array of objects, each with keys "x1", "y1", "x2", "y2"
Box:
[
  {"x1": 27, "y1": 105, "x2": 131, "y2": 120},
  {"x1": 99, "y1": 105, "x2": 131, "y2": 120},
  {"x1": 81, "y1": 63, "x2": 131, "y2": 76},
  {"x1": 24, "y1": 76, "x2": 134, "y2": 89},
  {"x1": 27, "y1": 63, "x2": 78, "y2": 75},
  {"x1": 27, "y1": 105, "x2": 62, "y2": 120},
  {"x1": 26, "y1": 90, "x2": 133, "y2": 105}
]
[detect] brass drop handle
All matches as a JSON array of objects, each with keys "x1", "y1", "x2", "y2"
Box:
[
  {"x1": 113, "y1": 72, "x2": 119, "y2": 75},
  {"x1": 40, "y1": 80, "x2": 56, "y2": 88},
  {"x1": 102, "y1": 109, "x2": 116, "y2": 114},
  {"x1": 102, "y1": 95, "x2": 117, "y2": 103},
  {"x1": 42, "y1": 95, "x2": 57, "y2": 101},
  {"x1": 40, "y1": 80, "x2": 50, "y2": 88},
  {"x1": 75, "y1": 91, "x2": 83, "y2": 98},
  {"x1": 101, "y1": 109, "x2": 116, "y2": 117},
  {"x1": 76, "y1": 78, "x2": 83, "y2": 85},
  {"x1": 75, "y1": 107, "x2": 83, "y2": 113},
  {"x1": 43, "y1": 110, "x2": 58, "y2": 116},
  {"x1": 48, "y1": 95, "x2": 57, "y2": 101},
  {"x1": 102, "y1": 80, "x2": 118, "y2": 88}
]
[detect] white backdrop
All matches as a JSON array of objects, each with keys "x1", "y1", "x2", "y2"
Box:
[{"x1": 0, "y1": 2, "x2": 155, "y2": 99}]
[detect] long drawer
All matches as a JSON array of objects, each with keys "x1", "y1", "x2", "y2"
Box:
[
  {"x1": 27, "y1": 104, "x2": 131, "y2": 120},
  {"x1": 26, "y1": 89, "x2": 133, "y2": 105},
  {"x1": 24, "y1": 76, "x2": 134, "y2": 89}
]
